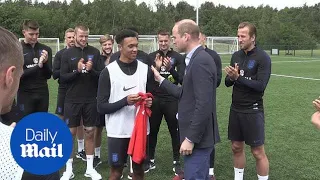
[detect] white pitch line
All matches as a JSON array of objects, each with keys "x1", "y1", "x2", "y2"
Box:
[
  {"x1": 271, "y1": 74, "x2": 320, "y2": 81},
  {"x1": 222, "y1": 59, "x2": 320, "y2": 65},
  {"x1": 272, "y1": 60, "x2": 320, "y2": 63}
]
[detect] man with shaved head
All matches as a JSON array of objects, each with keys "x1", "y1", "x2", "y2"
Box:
[
  {"x1": 0, "y1": 26, "x2": 24, "y2": 180},
  {"x1": 152, "y1": 19, "x2": 217, "y2": 180}
]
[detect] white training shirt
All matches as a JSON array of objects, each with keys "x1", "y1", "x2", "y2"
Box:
[
  {"x1": 0, "y1": 121, "x2": 23, "y2": 180},
  {"x1": 105, "y1": 60, "x2": 149, "y2": 138}
]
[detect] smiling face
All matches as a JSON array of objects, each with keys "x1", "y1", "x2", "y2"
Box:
[
  {"x1": 65, "y1": 32, "x2": 75, "y2": 48},
  {"x1": 237, "y1": 24, "x2": 256, "y2": 52},
  {"x1": 102, "y1": 40, "x2": 113, "y2": 55},
  {"x1": 75, "y1": 29, "x2": 88, "y2": 48},
  {"x1": 119, "y1": 37, "x2": 138, "y2": 61},
  {"x1": 158, "y1": 34, "x2": 170, "y2": 52}
]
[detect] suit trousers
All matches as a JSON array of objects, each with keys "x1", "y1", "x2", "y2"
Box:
[{"x1": 184, "y1": 147, "x2": 213, "y2": 180}]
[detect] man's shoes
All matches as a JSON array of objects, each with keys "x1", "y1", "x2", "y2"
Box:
[
  {"x1": 60, "y1": 171, "x2": 74, "y2": 180},
  {"x1": 143, "y1": 159, "x2": 156, "y2": 173},
  {"x1": 93, "y1": 156, "x2": 102, "y2": 169},
  {"x1": 173, "y1": 161, "x2": 182, "y2": 175},
  {"x1": 149, "y1": 159, "x2": 156, "y2": 170},
  {"x1": 84, "y1": 169, "x2": 102, "y2": 180},
  {"x1": 127, "y1": 172, "x2": 133, "y2": 180},
  {"x1": 172, "y1": 170, "x2": 184, "y2": 180},
  {"x1": 209, "y1": 175, "x2": 216, "y2": 180},
  {"x1": 76, "y1": 150, "x2": 86, "y2": 161}
]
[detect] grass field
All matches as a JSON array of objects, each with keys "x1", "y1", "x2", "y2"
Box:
[{"x1": 48, "y1": 54, "x2": 320, "y2": 180}]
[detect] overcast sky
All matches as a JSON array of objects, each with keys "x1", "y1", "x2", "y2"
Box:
[{"x1": 136, "y1": 0, "x2": 320, "y2": 10}]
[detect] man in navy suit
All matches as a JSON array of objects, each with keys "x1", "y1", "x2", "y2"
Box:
[{"x1": 151, "y1": 19, "x2": 217, "y2": 180}]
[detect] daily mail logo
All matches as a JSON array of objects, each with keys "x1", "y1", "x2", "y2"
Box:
[
  {"x1": 10, "y1": 112, "x2": 72, "y2": 175},
  {"x1": 20, "y1": 129, "x2": 62, "y2": 158}
]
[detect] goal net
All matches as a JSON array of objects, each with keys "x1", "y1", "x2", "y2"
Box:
[
  {"x1": 19, "y1": 38, "x2": 60, "y2": 57},
  {"x1": 206, "y1": 37, "x2": 238, "y2": 55}
]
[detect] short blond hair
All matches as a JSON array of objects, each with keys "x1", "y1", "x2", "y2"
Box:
[{"x1": 99, "y1": 34, "x2": 114, "y2": 44}]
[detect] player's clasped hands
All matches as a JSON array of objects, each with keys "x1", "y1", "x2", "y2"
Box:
[
  {"x1": 127, "y1": 94, "x2": 141, "y2": 105},
  {"x1": 86, "y1": 60, "x2": 93, "y2": 71},
  {"x1": 225, "y1": 63, "x2": 240, "y2": 81}
]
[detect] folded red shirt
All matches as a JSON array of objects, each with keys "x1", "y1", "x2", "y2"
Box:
[{"x1": 127, "y1": 92, "x2": 153, "y2": 164}]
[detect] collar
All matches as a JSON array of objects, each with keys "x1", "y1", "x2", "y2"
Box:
[
  {"x1": 116, "y1": 58, "x2": 137, "y2": 67},
  {"x1": 22, "y1": 41, "x2": 39, "y2": 47},
  {"x1": 186, "y1": 45, "x2": 201, "y2": 60},
  {"x1": 242, "y1": 46, "x2": 257, "y2": 56}
]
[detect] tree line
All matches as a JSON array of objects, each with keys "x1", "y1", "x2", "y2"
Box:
[{"x1": 1, "y1": 0, "x2": 319, "y2": 49}]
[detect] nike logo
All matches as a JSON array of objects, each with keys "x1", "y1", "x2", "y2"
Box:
[
  {"x1": 23, "y1": 53, "x2": 28, "y2": 56},
  {"x1": 123, "y1": 86, "x2": 136, "y2": 91}
]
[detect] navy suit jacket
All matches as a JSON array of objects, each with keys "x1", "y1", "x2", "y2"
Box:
[{"x1": 160, "y1": 46, "x2": 217, "y2": 149}]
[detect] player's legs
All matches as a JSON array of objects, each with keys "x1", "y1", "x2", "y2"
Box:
[
  {"x1": 60, "y1": 103, "x2": 82, "y2": 180},
  {"x1": 94, "y1": 114, "x2": 105, "y2": 168},
  {"x1": 76, "y1": 119, "x2": 85, "y2": 161},
  {"x1": 130, "y1": 156, "x2": 145, "y2": 180},
  {"x1": 162, "y1": 100, "x2": 181, "y2": 174},
  {"x1": 147, "y1": 97, "x2": 163, "y2": 168},
  {"x1": 241, "y1": 112, "x2": 269, "y2": 179},
  {"x1": 82, "y1": 103, "x2": 101, "y2": 179},
  {"x1": 228, "y1": 109, "x2": 246, "y2": 180},
  {"x1": 108, "y1": 137, "x2": 130, "y2": 180}
]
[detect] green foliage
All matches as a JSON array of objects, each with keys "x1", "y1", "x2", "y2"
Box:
[{"x1": 1, "y1": 0, "x2": 320, "y2": 48}]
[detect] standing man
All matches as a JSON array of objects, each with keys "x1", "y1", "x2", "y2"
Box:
[
  {"x1": 109, "y1": 27, "x2": 153, "y2": 66},
  {"x1": 146, "y1": 29, "x2": 184, "y2": 174},
  {"x1": 93, "y1": 34, "x2": 114, "y2": 168},
  {"x1": 97, "y1": 29, "x2": 153, "y2": 180},
  {"x1": 60, "y1": 24, "x2": 103, "y2": 180},
  {"x1": 0, "y1": 26, "x2": 24, "y2": 180},
  {"x1": 52, "y1": 28, "x2": 86, "y2": 162},
  {"x1": 151, "y1": 19, "x2": 217, "y2": 180},
  {"x1": 225, "y1": 22, "x2": 271, "y2": 180},
  {"x1": 17, "y1": 19, "x2": 52, "y2": 118},
  {"x1": 199, "y1": 32, "x2": 222, "y2": 180}
]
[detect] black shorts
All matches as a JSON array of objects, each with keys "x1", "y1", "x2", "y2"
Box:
[
  {"x1": 96, "y1": 114, "x2": 106, "y2": 127},
  {"x1": 55, "y1": 87, "x2": 67, "y2": 116},
  {"x1": 64, "y1": 103, "x2": 98, "y2": 128},
  {"x1": 17, "y1": 89, "x2": 49, "y2": 119},
  {"x1": 108, "y1": 137, "x2": 144, "y2": 170},
  {"x1": 228, "y1": 109, "x2": 265, "y2": 147}
]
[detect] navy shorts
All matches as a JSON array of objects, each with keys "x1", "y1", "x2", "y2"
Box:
[
  {"x1": 228, "y1": 109, "x2": 265, "y2": 147},
  {"x1": 64, "y1": 103, "x2": 98, "y2": 128},
  {"x1": 107, "y1": 137, "x2": 144, "y2": 172},
  {"x1": 55, "y1": 87, "x2": 67, "y2": 116}
]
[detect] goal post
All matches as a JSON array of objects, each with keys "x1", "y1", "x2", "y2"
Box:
[{"x1": 205, "y1": 36, "x2": 238, "y2": 55}]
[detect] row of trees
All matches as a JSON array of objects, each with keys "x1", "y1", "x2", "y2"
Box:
[{"x1": 1, "y1": 0, "x2": 319, "y2": 49}]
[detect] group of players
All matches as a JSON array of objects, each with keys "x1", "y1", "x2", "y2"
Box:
[{"x1": 1, "y1": 19, "x2": 272, "y2": 180}]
